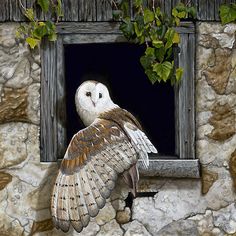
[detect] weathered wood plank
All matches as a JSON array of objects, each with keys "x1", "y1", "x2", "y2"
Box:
[
  {"x1": 138, "y1": 159, "x2": 200, "y2": 178},
  {"x1": 197, "y1": 0, "x2": 207, "y2": 20},
  {"x1": 9, "y1": 0, "x2": 26, "y2": 21},
  {"x1": 56, "y1": 36, "x2": 67, "y2": 159},
  {"x1": 0, "y1": 0, "x2": 9, "y2": 21},
  {"x1": 214, "y1": 0, "x2": 224, "y2": 21},
  {"x1": 177, "y1": 32, "x2": 195, "y2": 159},
  {"x1": 40, "y1": 40, "x2": 58, "y2": 162},
  {"x1": 164, "y1": 0, "x2": 172, "y2": 16},
  {"x1": 61, "y1": 0, "x2": 79, "y2": 21},
  {"x1": 78, "y1": 0, "x2": 96, "y2": 21},
  {"x1": 207, "y1": 0, "x2": 215, "y2": 21},
  {"x1": 63, "y1": 33, "x2": 126, "y2": 44},
  {"x1": 187, "y1": 33, "x2": 196, "y2": 159},
  {"x1": 96, "y1": 0, "x2": 113, "y2": 21},
  {"x1": 56, "y1": 21, "x2": 195, "y2": 34}
]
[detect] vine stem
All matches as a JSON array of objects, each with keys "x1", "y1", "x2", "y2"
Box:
[
  {"x1": 152, "y1": 0, "x2": 155, "y2": 11},
  {"x1": 19, "y1": 0, "x2": 27, "y2": 11},
  {"x1": 110, "y1": 0, "x2": 119, "y2": 10}
]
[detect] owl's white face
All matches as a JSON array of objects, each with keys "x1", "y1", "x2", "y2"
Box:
[{"x1": 75, "y1": 80, "x2": 118, "y2": 126}]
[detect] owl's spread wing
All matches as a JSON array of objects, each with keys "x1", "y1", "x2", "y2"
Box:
[{"x1": 51, "y1": 119, "x2": 139, "y2": 233}]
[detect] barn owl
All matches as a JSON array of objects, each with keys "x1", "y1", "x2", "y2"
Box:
[{"x1": 51, "y1": 80, "x2": 157, "y2": 233}]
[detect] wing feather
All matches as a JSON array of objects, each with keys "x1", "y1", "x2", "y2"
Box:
[
  {"x1": 124, "y1": 122, "x2": 157, "y2": 168},
  {"x1": 74, "y1": 173, "x2": 90, "y2": 227},
  {"x1": 85, "y1": 165, "x2": 106, "y2": 209},
  {"x1": 79, "y1": 168, "x2": 99, "y2": 217},
  {"x1": 51, "y1": 113, "x2": 157, "y2": 233},
  {"x1": 56, "y1": 174, "x2": 70, "y2": 232},
  {"x1": 87, "y1": 162, "x2": 111, "y2": 199}
]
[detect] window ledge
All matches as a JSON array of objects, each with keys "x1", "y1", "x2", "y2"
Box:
[{"x1": 138, "y1": 159, "x2": 201, "y2": 178}]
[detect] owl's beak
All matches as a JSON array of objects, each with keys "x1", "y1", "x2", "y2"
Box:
[{"x1": 91, "y1": 100, "x2": 96, "y2": 107}]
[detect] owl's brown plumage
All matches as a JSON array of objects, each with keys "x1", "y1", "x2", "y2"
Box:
[{"x1": 51, "y1": 82, "x2": 157, "y2": 233}]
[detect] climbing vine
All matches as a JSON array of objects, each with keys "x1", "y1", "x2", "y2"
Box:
[
  {"x1": 219, "y1": 3, "x2": 236, "y2": 24},
  {"x1": 112, "y1": 0, "x2": 196, "y2": 84},
  {"x1": 16, "y1": 0, "x2": 63, "y2": 49}
]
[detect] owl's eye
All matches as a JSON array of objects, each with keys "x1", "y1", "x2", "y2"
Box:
[
  {"x1": 99, "y1": 93, "x2": 102, "y2": 99},
  {"x1": 86, "y1": 92, "x2": 91, "y2": 97}
]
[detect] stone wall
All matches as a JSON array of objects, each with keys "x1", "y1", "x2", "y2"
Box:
[{"x1": 0, "y1": 22, "x2": 235, "y2": 236}]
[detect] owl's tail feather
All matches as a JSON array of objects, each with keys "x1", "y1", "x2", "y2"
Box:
[{"x1": 122, "y1": 164, "x2": 139, "y2": 197}]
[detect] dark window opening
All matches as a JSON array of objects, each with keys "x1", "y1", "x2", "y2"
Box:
[{"x1": 64, "y1": 43, "x2": 175, "y2": 156}]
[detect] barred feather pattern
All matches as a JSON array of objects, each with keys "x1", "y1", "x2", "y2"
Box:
[{"x1": 51, "y1": 109, "x2": 157, "y2": 233}]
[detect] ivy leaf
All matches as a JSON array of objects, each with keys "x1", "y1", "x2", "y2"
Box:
[
  {"x1": 48, "y1": 32, "x2": 57, "y2": 41},
  {"x1": 164, "y1": 28, "x2": 175, "y2": 49},
  {"x1": 173, "y1": 32, "x2": 180, "y2": 44},
  {"x1": 177, "y1": 11, "x2": 187, "y2": 18},
  {"x1": 176, "y1": 67, "x2": 184, "y2": 82},
  {"x1": 175, "y1": 3, "x2": 186, "y2": 12},
  {"x1": 134, "y1": 0, "x2": 143, "y2": 8},
  {"x1": 51, "y1": 0, "x2": 63, "y2": 19},
  {"x1": 172, "y1": 8, "x2": 178, "y2": 17},
  {"x1": 145, "y1": 47, "x2": 155, "y2": 57},
  {"x1": 24, "y1": 8, "x2": 34, "y2": 21},
  {"x1": 155, "y1": 47, "x2": 165, "y2": 63},
  {"x1": 153, "y1": 61, "x2": 173, "y2": 82},
  {"x1": 45, "y1": 20, "x2": 56, "y2": 34},
  {"x1": 140, "y1": 55, "x2": 154, "y2": 69},
  {"x1": 155, "y1": 7, "x2": 162, "y2": 17},
  {"x1": 134, "y1": 22, "x2": 143, "y2": 37},
  {"x1": 33, "y1": 24, "x2": 47, "y2": 39},
  {"x1": 112, "y1": 10, "x2": 122, "y2": 19},
  {"x1": 152, "y1": 40, "x2": 164, "y2": 48},
  {"x1": 37, "y1": 0, "x2": 50, "y2": 12},
  {"x1": 145, "y1": 69, "x2": 159, "y2": 84},
  {"x1": 144, "y1": 9, "x2": 155, "y2": 24},
  {"x1": 174, "y1": 17, "x2": 180, "y2": 26},
  {"x1": 187, "y1": 7, "x2": 197, "y2": 18},
  {"x1": 219, "y1": 4, "x2": 236, "y2": 24},
  {"x1": 26, "y1": 37, "x2": 40, "y2": 49},
  {"x1": 120, "y1": 17, "x2": 134, "y2": 39}
]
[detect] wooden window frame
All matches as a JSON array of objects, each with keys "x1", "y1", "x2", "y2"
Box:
[{"x1": 40, "y1": 22, "x2": 200, "y2": 178}]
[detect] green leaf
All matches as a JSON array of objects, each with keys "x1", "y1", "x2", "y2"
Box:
[
  {"x1": 112, "y1": 10, "x2": 122, "y2": 19},
  {"x1": 174, "y1": 17, "x2": 180, "y2": 26},
  {"x1": 155, "y1": 47, "x2": 165, "y2": 63},
  {"x1": 134, "y1": 0, "x2": 143, "y2": 8},
  {"x1": 172, "y1": 8, "x2": 178, "y2": 17},
  {"x1": 177, "y1": 11, "x2": 187, "y2": 18},
  {"x1": 145, "y1": 47, "x2": 155, "y2": 57},
  {"x1": 120, "y1": 17, "x2": 135, "y2": 39},
  {"x1": 37, "y1": 0, "x2": 50, "y2": 12},
  {"x1": 145, "y1": 69, "x2": 159, "y2": 84},
  {"x1": 155, "y1": 7, "x2": 162, "y2": 17},
  {"x1": 175, "y1": 3, "x2": 186, "y2": 12},
  {"x1": 53, "y1": 0, "x2": 63, "y2": 18},
  {"x1": 152, "y1": 40, "x2": 164, "y2": 48},
  {"x1": 164, "y1": 28, "x2": 175, "y2": 49},
  {"x1": 26, "y1": 37, "x2": 40, "y2": 49},
  {"x1": 140, "y1": 55, "x2": 154, "y2": 69},
  {"x1": 32, "y1": 25, "x2": 47, "y2": 39},
  {"x1": 173, "y1": 32, "x2": 180, "y2": 44},
  {"x1": 144, "y1": 9, "x2": 155, "y2": 24},
  {"x1": 48, "y1": 32, "x2": 57, "y2": 41},
  {"x1": 176, "y1": 67, "x2": 183, "y2": 82},
  {"x1": 153, "y1": 61, "x2": 173, "y2": 82},
  {"x1": 165, "y1": 47, "x2": 173, "y2": 60},
  {"x1": 134, "y1": 22, "x2": 143, "y2": 37},
  {"x1": 120, "y1": 0, "x2": 129, "y2": 18},
  {"x1": 187, "y1": 6, "x2": 197, "y2": 18},
  {"x1": 24, "y1": 8, "x2": 34, "y2": 21},
  {"x1": 219, "y1": 4, "x2": 236, "y2": 24}
]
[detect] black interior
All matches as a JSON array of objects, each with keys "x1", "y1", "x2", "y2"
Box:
[{"x1": 64, "y1": 43, "x2": 175, "y2": 155}]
